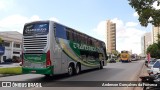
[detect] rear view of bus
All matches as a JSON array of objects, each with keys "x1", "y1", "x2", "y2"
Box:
[
  {"x1": 22, "y1": 20, "x2": 107, "y2": 76},
  {"x1": 22, "y1": 21, "x2": 52, "y2": 75},
  {"x1": 120, "y1": 51, "x2": 131, "y2": 63}
]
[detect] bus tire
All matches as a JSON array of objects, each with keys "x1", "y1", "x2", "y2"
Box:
[
  {"x1": 68, "y1": 64, "x2": 74, "y2": 76},
  {"x1": 75, "y1": 63, "x2": 81, "y2": 74}
]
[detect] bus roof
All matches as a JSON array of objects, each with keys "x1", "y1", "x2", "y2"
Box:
[{"x1": 24, "y1": 20, "x2": 105, "y2": 44}]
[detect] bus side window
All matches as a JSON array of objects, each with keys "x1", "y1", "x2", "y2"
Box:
[
  {"x1": 79, "y1": 34, "x2": 82, "y2": 43},
  {"x1": 69, "y1": 30, "x2": 73, "y2": 41},
  {"x1": 85, "y1": 36, "x2": 87, "y2": 44},
  {"x1": 66, "y1": 30, "x2": 70, "y2": 40},
  {"x1": 73, "y1": 32, "x2": 78, "y2": 42},
  {"x1": 81, "y1": 35, "x2": 85, "y2": 44},
  {"x1": 55, "y1": 24, "x2": 67, "y2": 39}
]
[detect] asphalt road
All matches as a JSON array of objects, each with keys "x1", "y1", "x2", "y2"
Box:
[{"x1": 0, "y1": 60, "x2": 145, "y2": 90}]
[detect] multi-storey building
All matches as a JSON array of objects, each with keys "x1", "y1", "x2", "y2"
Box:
[{"x1": 106, "y1": 20, "x2": 116, "y2": 53}]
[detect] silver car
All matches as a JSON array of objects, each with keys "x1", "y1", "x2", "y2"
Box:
[{"x1": 147, "y1": 59, "x2": 160, "y2": 75}]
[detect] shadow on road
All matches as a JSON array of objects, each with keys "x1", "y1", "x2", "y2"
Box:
[
  {"x1": 25, "y1": 67, "x2": 124, "y2": 83},
  {"x1": 25, "y1": 68, "x2": 102, "y2": 82}
]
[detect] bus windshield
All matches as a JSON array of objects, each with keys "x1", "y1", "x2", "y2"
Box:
[{"x1": 23, "y1": 22, "x2": 49, "y2": 36}]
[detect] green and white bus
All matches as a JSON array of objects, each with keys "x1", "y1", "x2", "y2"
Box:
[{"x1": 22, "y1": 20, "x2": 107, "y2": 76}]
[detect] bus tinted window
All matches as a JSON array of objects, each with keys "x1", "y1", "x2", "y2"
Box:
[
  {"x1": 55, "y1": 24, "x2": 67, "y2": 39},
  {"x1": 23, "y1": 23, "x2": 49, "y2": 36}
]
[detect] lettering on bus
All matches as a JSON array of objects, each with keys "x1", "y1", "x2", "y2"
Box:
[
  {"x1": 73, "y1": 43, "x2": 103, "y2": 52},
  {"x1": 23, "y1": 23, "x2": 49, "y2": 36},
  {"x1": 27, "y1": 57, "x2": 42, "y2": 61}
]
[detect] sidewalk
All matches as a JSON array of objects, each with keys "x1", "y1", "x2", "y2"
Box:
[{"x1": 133, "y1": 61, "x2": 148, "y2": 90}]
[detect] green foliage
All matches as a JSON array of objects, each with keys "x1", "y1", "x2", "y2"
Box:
[
  {"x1": 147, "y1": 43, "x2": 160, "y2": 58},
  {"x1": 128, "y1": 0, "x2": 160, "y2": 27},
  {"x1": 111, "y1": 50, "x2": 120, "y2": 57},
  {"x1": 147, "y1": 34, "x2": 160, "y2": 58}
]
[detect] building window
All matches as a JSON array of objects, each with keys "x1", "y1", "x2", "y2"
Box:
[
  {"x1": 4, "y1": 42, "x2": 10, "y2": 47},
  {"x1": 3, "y1": 56, "x2": 6, "y2": 61},
  {"x1": 14, "y1": 43, "x2": 20, "y2": 48},
  {"x1": 13, "y1": 51, "x2": 20, "y2": 54}
]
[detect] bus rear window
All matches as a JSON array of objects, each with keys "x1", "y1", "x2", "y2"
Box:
[{"x1": 23, "y1": 23, "x2": 49, "y2": 36}]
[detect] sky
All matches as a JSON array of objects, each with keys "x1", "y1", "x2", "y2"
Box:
[{"x1": 0, "y1": 0, "x2": 156, "y2": 54}]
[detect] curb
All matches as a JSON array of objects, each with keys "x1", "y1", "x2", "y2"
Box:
[
  {"x1": 133, "y1": 61, "x2": 148, "y2": 90},
  {"x1": 0, "y1": 74, "x2": 22, "y2": 77}
]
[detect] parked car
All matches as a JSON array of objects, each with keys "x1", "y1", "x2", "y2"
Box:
[
  {"x1": 148, "y1": 59, "x2": 157, "y2": 68},
  {"x1": 109, "y1": 58, "x2": 116, "y2": 63},
  {"x1": 145, "y1": 58, "x2": 156, "y2": 67},
  {"x1": 147, "y1": 59, "x2": 160, "y2": 75}
]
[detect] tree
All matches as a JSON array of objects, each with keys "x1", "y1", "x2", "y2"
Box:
[
  {"x1": 111, "y1": 50, "x2": 120, "y2": 57},
  {"x1": 147, "y1": 43, "x2": 160, "y2": 58},
  {"x1": 128, "y1": 0, "x2": 160, "y2": 27},
  {"x1": 147, "y1": 34, "x2": 160, "y2": 58}
]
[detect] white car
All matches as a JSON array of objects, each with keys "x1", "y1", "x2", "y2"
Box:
[{"x1": 148, "y1": 59, "x2": 160, "y2": 75}]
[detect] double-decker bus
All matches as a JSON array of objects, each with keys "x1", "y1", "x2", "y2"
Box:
[
  {"x1": 22, "y1": 20, "x2": 107, "y2": 77},
  {"x1": 120, "y1": 50, "x2": 131, "y2": 63}
]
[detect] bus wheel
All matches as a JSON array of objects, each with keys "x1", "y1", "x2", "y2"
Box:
[
  {"x1": 68, "y1": 65, "x2": 74, "y2": 76},
  {"x1": 75, "y1": 64, "x2": 81, "y2": 74}
]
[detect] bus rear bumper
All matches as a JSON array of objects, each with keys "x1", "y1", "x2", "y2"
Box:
[{"x1": 22, "y1": 66, "x2": 53, "y2": 74}]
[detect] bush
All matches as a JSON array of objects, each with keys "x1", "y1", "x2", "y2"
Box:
[{"x1": 12, "y1": 56, "x2": 21, "y2": 63}]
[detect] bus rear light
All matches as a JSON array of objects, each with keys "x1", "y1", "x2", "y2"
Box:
[{"x1": 46, "y1": 50, "x2": 51, "y2": 67}]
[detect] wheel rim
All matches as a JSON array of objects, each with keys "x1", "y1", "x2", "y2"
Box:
[
  {"x1": 76, "y1": 66, "x2": 79, "y2": 74},
  {"x1": 68, "y1": 66, "x2": 72, "y2": 75}
]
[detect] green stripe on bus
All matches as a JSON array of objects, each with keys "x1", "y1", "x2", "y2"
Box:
[{"x1": 22, "y1": 66, "x2": 53, "y2": 74}]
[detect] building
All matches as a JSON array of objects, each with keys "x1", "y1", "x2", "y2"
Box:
[
  {"x1": 106, "y1": 20, "x2": 116, "y2": 53},
  {"x1": 141, "y1": 32, "x2": 152, "y2": 56},
  {"x1": 152, "y1": 26, "x2": 160, "y2": 43},
  {"x1": 141, "y1": 36, "x2": 145, "y2": 56},
  {"x1": 0, "y1": 31, "x2": 22, "y2": 63}
]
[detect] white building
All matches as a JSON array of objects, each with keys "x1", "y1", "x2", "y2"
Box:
[
  {"x1": 141, "y1": 32, "x2": 152, "y2": 56},
  {"x1": 152, "y1": 25, "x2": 160, "y2": 43},
  {"x1": 141, "y1": 36, "x2": 145, "y2": 56},
  {"x1": 0, "y1": 31, "x2": 22, "y2": 63}
]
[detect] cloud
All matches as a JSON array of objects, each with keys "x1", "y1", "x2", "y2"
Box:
[
  {"x1": 0, "y1": 14, "x2": 59, "y2": 33},
  {"x1": 91, "y1": 18, "x2": 145, "y2": 54},
  {"x1": 0, "y1": 1, "x2": 6, "y2": 10},
  {"x1": 49, "y1": 17, "x2": 59, "y2": 22},
  {"x1": 30, "y1": 15, "x2": 40, "y2": 21},
  {"x1": 152, "y1": 1, "x2": 160, "y2": 10},
  {"x1": 125, "y1": 22, "x2": 138, "y2": 27},
  {"x1": 133, "y1": 12, "x2": 139, "y2": 17},
  {"x1": 0, "y1": 0, "x2": 14, "y2": 11},
  {"x1": 90, "y1": 21, "x2": 107, "y2": 42}
]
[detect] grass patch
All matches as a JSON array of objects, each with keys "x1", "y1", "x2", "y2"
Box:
[{"x1": 0, "y1": 67, "x2": 22, "y2": 74}]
